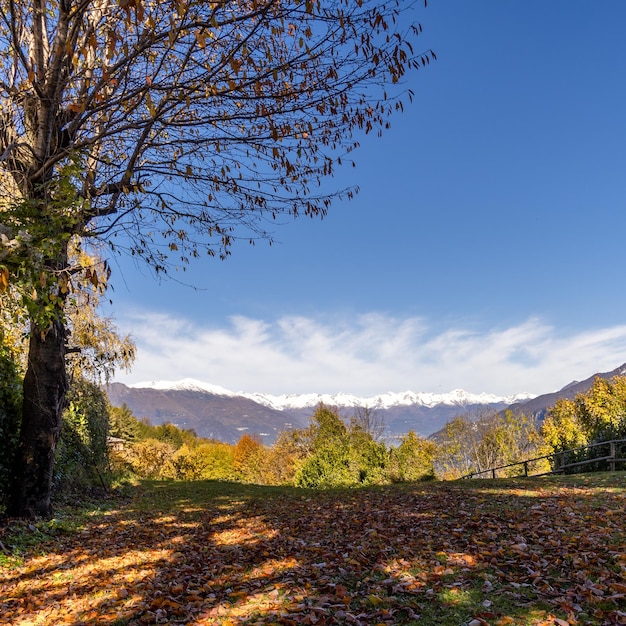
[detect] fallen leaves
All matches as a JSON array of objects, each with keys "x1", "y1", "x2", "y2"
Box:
[{"x1": 1, "y1": 476, "x2": 625, "y2": 625}]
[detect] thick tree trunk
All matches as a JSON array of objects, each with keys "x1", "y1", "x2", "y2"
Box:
[{"x1": 7, "y1": 318, "x2": 68, "y2": 518}]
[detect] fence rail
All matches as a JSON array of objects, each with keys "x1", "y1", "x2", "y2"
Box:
[{"x1": 461, "y1": 438, "x2": 626, "y2": 480}]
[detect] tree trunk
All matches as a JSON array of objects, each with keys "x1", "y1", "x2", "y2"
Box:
[{"x1": 7, "y1": 317, "x2": 68, "y2": 518}]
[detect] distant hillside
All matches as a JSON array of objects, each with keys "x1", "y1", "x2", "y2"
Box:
[
  {"x1": 107, "y1": 363, "x2": 626, "y2": 444},
  {"x1": 507, "y1": 362, "x2": 626, "y2": 419},
  {"x1": 106, "y1": 382, "x2": 308, "y2": 444},
  {"x1": 106, "y1": 380, "x2": 530, "y2": 444}
]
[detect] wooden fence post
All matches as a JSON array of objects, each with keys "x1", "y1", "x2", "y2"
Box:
[{"x1": 610, "y1": 441, "x2": 616, "y2": 472}]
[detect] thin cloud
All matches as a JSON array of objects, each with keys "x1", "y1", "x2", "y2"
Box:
[{"x1": 112, "y1": 311, "x2": 626, "y2": 397}]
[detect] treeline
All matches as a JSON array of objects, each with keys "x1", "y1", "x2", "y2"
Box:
[
  {"x1": 103, "y1": 373, "x2": 626, "y2": 483},
  {"x1": 110, "y1": 403, "x2": 438, "y2": 488},
  {"x1": 3, "y1": 359, "x2": 626, "y2": 513}
]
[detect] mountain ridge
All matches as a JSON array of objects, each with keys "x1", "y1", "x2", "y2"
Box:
[
  {"x1": 128, "y1": 378, "x2": 534, "y2": 411},
  {"x1": 107, "y1": 380, "x2": 534, "y2": 444},
  {"x1": 507, "y1": 362, "x2": 626, "y2": 419},
  {"x1": 107, "y1": 362, "x2": 626, "y2": 445}
]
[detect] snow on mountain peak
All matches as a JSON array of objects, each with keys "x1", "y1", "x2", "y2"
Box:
[
  {"x1": 128, "y1": 378, "x2": 237, "y2": 397},
  {"x1": 127, "y1": 379, "x2": 534, "y2": 410},
  {"x1": 248, "y1": 389, "x2": 534, "y2": 411}
]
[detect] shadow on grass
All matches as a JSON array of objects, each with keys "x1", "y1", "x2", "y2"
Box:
[{"x1": 1, "y1": 474, "x2": 625, "y2": 625}]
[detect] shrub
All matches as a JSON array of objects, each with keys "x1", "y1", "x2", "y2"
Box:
[
  {"x1": 388, "y1": 431, "x2": 436, "y2": 482},
  {"x1": 163, "y1": 442, "x2": 235, "y2": 481},
  {"x1": 126, "y1": 439, "x2": 176, "y2": 479},
  {"x1": 54, "y1": 378, "x2": 110, "y2": 493}
]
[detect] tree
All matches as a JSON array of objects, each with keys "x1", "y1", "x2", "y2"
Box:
[
  {"x1": 311, "y1": 404, "x2": 348, "y2": 447},
  {"x1": 63, "y1": 249, "x2": 135, "y2": 384},
  {"x1": 572, "y1": 376, "x2": 626, "y2": 442},
  {"x1": 184, "y1": 441, "x2": 235, "y2": 481},
  {"x1": 233, "y1": 433, "x2": 265, "y2": 483},
  {"x1": 541, "y1": 376, "x2": 626, "y2": 470},
  {"x1": 388, "y1": 430, "x2": 436, "y2": 482},
  {"x1": 54, "y1": 378, "x2": 111, "y2": 492},
  {"x1": 347, "y1": 424, "x2": 389, "y2": 484},
  {"x1": 350, "y1": 405, "x2": 386, "y2": 442},
  {"x1": 0, "y1": 0, "x2": 431, "y2": 516},
  {"x1": 0, "y1": 243, "x2": 133, "y2": 514},
  {"x1": 436, "y1": 410, "x2": 542, "y2": 479},
  {"x1": 127, "y1": 438, "x2": 176, "y2": 479},
  {"x1": 261, "y1": 429, "x2": 308, "y2": 485},
  {"x1": 0, "y1": 244, "x2": 134, "y2": 382},
  {"x1": 108, "y1": 403, "x2": 141, "y2": 442},
  {"x1": 294, "y1": 404, "x2": 389, "y2": 488},
  {"x1": 436, "y1": 414, "x2": 483, "y2": 479}
]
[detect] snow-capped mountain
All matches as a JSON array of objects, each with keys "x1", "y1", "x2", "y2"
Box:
[
  {"x1": 108, "y1": 378, "x2": 534, "y2": 444},
  {"x1": 106, "y1": 363, "x2": 626, "y2": 445},
  {"x1": 130, "y1": 379, "x2": 239, "y2": 397},
  {"x1": 129, "y1": 378, "x2": 533, "y2": 411}
]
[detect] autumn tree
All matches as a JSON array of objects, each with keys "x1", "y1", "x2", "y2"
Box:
[
  {"x1": 541, "y1": 375, "x2": 626, "y2": 471},
  {"x1": 0, "y1": 0, "x2": 431, "y2": 516},
  {"x1": 127, "y1": 438, "x2": 177, "y2": 479},
  {"x1": 436, "y1": 410, "x2": 542, "y2": 479},
  {"x1": 0, "y1": 245, "x2": 133, "y2": 510},
  {"x1": 63, "y1": 249, "x2": 135, "y2": 384},
  {"x1": 261, "y1": 429, "x2": 309, "y2": 485},
  {"x1": 0, "y1": 244, "x2": 134, "y2": 380},
  {"x1": 170, "y1": 441, "x2": 235, "y2": 481},
  {"x1": 233, "y1": 433, "x2": 265, "y2": 483}
]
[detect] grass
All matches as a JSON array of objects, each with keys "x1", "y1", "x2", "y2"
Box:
[{"x1": 1, "y1": 473, "x2": 625, "y2": 625}]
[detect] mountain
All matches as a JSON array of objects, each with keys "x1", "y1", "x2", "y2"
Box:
[
  {"x1": 105, "y1": 381, "x2": 305, "y2": 444},
  {"x1": 106, "y1": 363, "x2": 626, "y2": 445},
  {"x1": 507, "y1": 362, "x2": 626, "y2": 420},
  {"x1": 105, "y1": 379, "x2": 533, "y2": 444}
]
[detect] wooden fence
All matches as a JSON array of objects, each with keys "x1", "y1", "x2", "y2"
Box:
[{"x1": 461, "y1": 438, "x2": 626, "y2": 480}]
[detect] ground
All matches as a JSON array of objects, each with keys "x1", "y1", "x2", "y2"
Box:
[{"x1": 1, "y1": 474, "x2": 625, "y2": 625}]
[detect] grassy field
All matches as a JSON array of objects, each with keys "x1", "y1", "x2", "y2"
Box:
[{"x1": 1, "y1": 474, "x2": 625, "y2": 625}]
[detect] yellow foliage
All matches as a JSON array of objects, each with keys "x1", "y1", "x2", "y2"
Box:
[
  {"x1": 233, "y1": 434, "x2": 266, "y2": 483},
  {"x1": 541, "y1": 375, "x2": 626, "y2": 454},
  {"x1": 163, "y1": 442, "x2": 235, "y2": 480},
  {"x1": 128, "y1": 439, "x2": 176, "y2": 479}
]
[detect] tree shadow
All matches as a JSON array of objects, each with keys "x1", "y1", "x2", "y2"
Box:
[{"x1": 1, "y1": 475, "x2": 625, "y2": 624}]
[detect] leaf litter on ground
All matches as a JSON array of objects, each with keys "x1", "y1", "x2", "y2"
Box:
[{"x1": 1, "y1": 474, "x2": 625, "y2": 625}]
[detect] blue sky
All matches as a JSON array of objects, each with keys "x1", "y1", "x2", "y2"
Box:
[{"x1": 108, "y1": 1, "x2": 626, "y2": 396}]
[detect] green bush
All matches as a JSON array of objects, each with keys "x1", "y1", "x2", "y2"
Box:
[
  {"x1": 54, "y1": 379, "x2": 110, "y2": 493},
  {"x1": 293, "y1": 404, "x2": 391, "y2": 489},
  {"x1": 388, "y1": 431, "x2": 436, "y2": 482},
  {"x1": 295, "y1": 443, "x2": 355, "y2": 489}
]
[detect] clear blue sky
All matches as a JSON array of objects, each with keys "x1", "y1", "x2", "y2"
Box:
[{"x1": 109, "y1": 1, "x2": 626, "y2": 397}]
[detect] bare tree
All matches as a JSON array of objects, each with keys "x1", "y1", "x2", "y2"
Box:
[
  {"x1": 351, "y1": 405, "x2": 386, "y2": 441},
  {"x1": 0, "y1": 0, "x2": 433, "y2": 517}
]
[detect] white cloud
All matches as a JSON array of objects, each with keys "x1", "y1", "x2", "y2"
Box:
[{"x1": 112, "y1": 310, "x2": 626, "y2": 396}]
